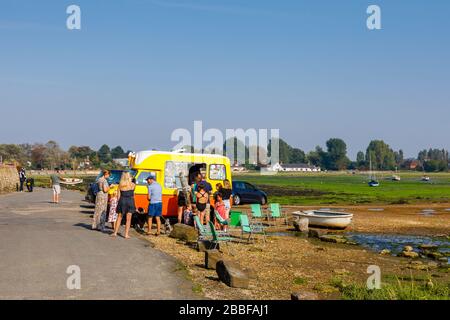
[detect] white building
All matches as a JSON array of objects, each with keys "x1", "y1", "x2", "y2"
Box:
[
  {"x1": 267, "y1": 163, "x2": 321, "y2": 172},
  {"x1": 113, "y1": 158, "x2": 129, "y2": 167}
]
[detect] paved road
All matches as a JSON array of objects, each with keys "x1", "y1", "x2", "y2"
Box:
[{"x1": 0, "y1": 188, "x2": 197, "y2": 300}]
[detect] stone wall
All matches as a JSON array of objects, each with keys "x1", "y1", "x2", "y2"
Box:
[{"x1": 0, "y1": 165, "x2": 19, "y2": 193}]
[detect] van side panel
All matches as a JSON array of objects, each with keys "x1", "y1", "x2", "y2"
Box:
[{"x1": 134, "y1": 193, "x2": 178, "y2": 217}]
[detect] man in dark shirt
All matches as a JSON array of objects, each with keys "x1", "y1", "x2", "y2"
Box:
[{"x1": 18, "y1": 168, "x2": 26, "y2": 192}]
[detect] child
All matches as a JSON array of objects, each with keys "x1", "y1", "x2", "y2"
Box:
[
  {"x1": 183, "y1": 205, "x2": 194, "y2": 227},
  {"x1": 108, "y1": 190, "x2": 119, "y2": 230},
  {"x1": 222, "y1": 180, "x2": 233, "y2": 217},
  {"x1": 214, "y1": 192, "x2": 228, "y2": 231}
]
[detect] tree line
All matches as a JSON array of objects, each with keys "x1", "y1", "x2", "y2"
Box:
[
  {"x1": 274, "y1": 138, "x2": 448, "y2": 172},
  {"x1": 0, "y1": 138, "x2": 449, "y2": 172},
  {"x1": 0, "y1": 141, "x2": 130, "y2": 170}
]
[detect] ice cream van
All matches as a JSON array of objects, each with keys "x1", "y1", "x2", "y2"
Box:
[{"x1": 128, "y1": 150, "x2": 232, "y2": 217}]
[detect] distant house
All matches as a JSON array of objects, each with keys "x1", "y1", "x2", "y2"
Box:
[
  {"x1": 268, "y1": 163, "x2": 283, "y2": 171},
  {"x1": 113, "y1": 158, "x2": 129, "y2": 167},
  {"x1": 231, "y1": 162, "x2": 247, "y2": 172},
  {"x1": 404, "y1": 159, "x2": 420, "y2": 170},
  {"x1": 281, "y1": 163, "x2": 321, "y2": 172},
  {"x1": 267, "y1": 162, "x2": 321, "y2": 172}
]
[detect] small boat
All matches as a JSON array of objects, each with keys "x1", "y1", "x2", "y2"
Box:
[
  {"x1": 293, "y1": 210, "x2": 353, "y2": 229},
  {"x1": 369, "y1": 180, "x2": 380, "y2": 187},
  {"x1": 368, "y1": 157, "x2": 380, "y2": 187},
  {"x1": 422, "y1": 176, "x2": 430, "y2": 182},
  {"x1": 391, "y1": 175, "x2": 401, "y2": 181},
  {"x1": 61, "y1": 178, "x2": 83, "y2": 185}
]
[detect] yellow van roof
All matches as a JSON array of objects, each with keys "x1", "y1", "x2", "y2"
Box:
[{"x1": 130, "y1": 150, "x2": 230, "y2": 168}]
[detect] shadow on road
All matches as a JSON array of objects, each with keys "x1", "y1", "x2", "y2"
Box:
[
  {"x1": 80, "y1": 204, "x2": 95, "y2": 209},
  {"x1": 73, "y1": 223, "x2": 94, "y2": 230}
]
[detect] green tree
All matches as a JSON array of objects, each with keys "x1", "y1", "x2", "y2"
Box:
[
  {"x1": 307, "y1": 146, "x2": 327, "y2": 168},
  {"x1": 267, "y1": 138, "x2": 292, "y2": 164},
  {"x1": 98, "y1": 144, "x2": 112, "y2": 163},
  {"x1": 394, "y1": 149, "x2": 404, "y2": 167},
  {"x1": 267, "y1": 138, "x2": 305, "y2": 164},
  {"x1": 366, "y1": 140, "x2": 396, "y2": 170},
  {"x1": 423, "y1": 160, "x2": 447, "y2": 172},
  {"x1": 0, "y1": 144, "x2": 26, "y2": 164},
  {"x1": 31, "y1": 144, "x2": 47, "y2": 169},
  {"x1": 325, "y1": 138, "x2": 349, "y2": 170},
  {"x1": 224, "y1": 138, "x2": 249, "y2": 165},
  {"x1": 111, "y1": 146, "x2": 126, "y2": 159},
  {"x1": 44, "y1": 141, "x2": 68, "y2": 169},
  {"x1": 356, "y1": 151, "x2": 366, "y2": 168},
  {"x1": 290, "y1": 148, "x2": 306, "y2": 164}
]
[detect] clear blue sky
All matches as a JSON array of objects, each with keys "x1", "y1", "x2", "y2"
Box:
[{"x1": 1, "y1": 0, "x2": 449, "y2": 159}]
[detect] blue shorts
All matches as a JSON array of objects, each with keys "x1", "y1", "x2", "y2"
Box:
[{"x1": 148, "y1": 202, "x2": 163, "y2": 217}]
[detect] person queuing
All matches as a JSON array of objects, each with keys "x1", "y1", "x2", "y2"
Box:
[
  {"x1": 92, "y1": 170, "x2": 110, "y2": 231},
  {"x1": 191, "y1": 172, "x2": 212, "y2": 222},
  {"x1": 195, "y1": 182, "x2": 210, "y2": 225},
  {"x1": 112, "y1": 172, "x2": 135, "y2": 239},
  {"x1": 146, "y1": 175, "x2": 163, "y2": 236},
  {"x1": 177, "y1": 186, "x2": 190, "y2": 224}
]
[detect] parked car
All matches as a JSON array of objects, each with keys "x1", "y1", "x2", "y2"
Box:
[
  {"x1": 85, "y1": 169, "x2": 129, "y2": 203},
  {"x1": 232, "y1": 181, "x2": 267, "y2": 205}
]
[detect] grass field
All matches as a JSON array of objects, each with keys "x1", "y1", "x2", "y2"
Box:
[
  {"x1": 30, "y1": 171, "x2": 450, "y2": 206},
  {"x1": 235, "y1": 171, "x2": 450, "y2": 206}
]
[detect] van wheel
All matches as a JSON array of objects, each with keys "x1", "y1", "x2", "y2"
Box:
[
  {"x1": 233, "y1": 195, "x2": 241, "y2": 206},
  {"x1": 260, "y1": 196, "x2": 267, "y2": 205}
]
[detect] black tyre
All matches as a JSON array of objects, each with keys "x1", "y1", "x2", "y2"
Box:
[
  {"x1": 233, "y1": 194, "x2": 241, "y2": 206},
  {"x1": 260, "y1": 196, "x2": 267, "y2": 205}
]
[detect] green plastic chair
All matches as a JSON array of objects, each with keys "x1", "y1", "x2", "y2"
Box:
[
  {"x1": 194, "y1": 215, "x2": 211, "y2": 240},
  {"x1": 229, "y1": 211, "x2": 242, "y2": 227},
  {"x1": 269, "y1": 203, "x2": 287, "y2": 225},
  {"x1": 214, "y1": 210, "x2": 229, "y2": 226},
  {"x1": 209, "y1": 221, "x2": 234, "y2": 252},
  {"x1": 239, "y1": 214, "x2": 266, "y2": 243},
  {"x1": 195, "y1": 215, "x2": 227, "y2": 239},
  {"x1": 250, "y1": 204, "x2": 266, "y2": 220}
]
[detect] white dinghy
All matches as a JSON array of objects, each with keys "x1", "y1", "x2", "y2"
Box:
[
  {"x1": 293, "y1": 210, "x2": 353, "y2": 229},
  {"x1": 60, "y1": 178, "x2": 84, "y2": 185}
]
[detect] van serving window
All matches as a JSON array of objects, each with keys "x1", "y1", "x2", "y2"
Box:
[
  {"x1": 165, "y1": 161, "x2": 189, "y2": 189},
  {"x1": 209, "y1": 164, "x2": 226, "y2": 180}
]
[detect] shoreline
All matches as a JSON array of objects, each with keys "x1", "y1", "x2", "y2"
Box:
[{"x1": 136, "y1": 206, "x2": 449, "y2": 300}]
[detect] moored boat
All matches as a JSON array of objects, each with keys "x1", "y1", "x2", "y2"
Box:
[
  {"x1": 368, "y1": 180, "x2": 380, "y2": 187},
  {"x1": 293, "y1": 210, "x2": 353, "y2": 229},
  {"x1": 61, "y1": 178, "x2": 83, "y2": 185}
]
